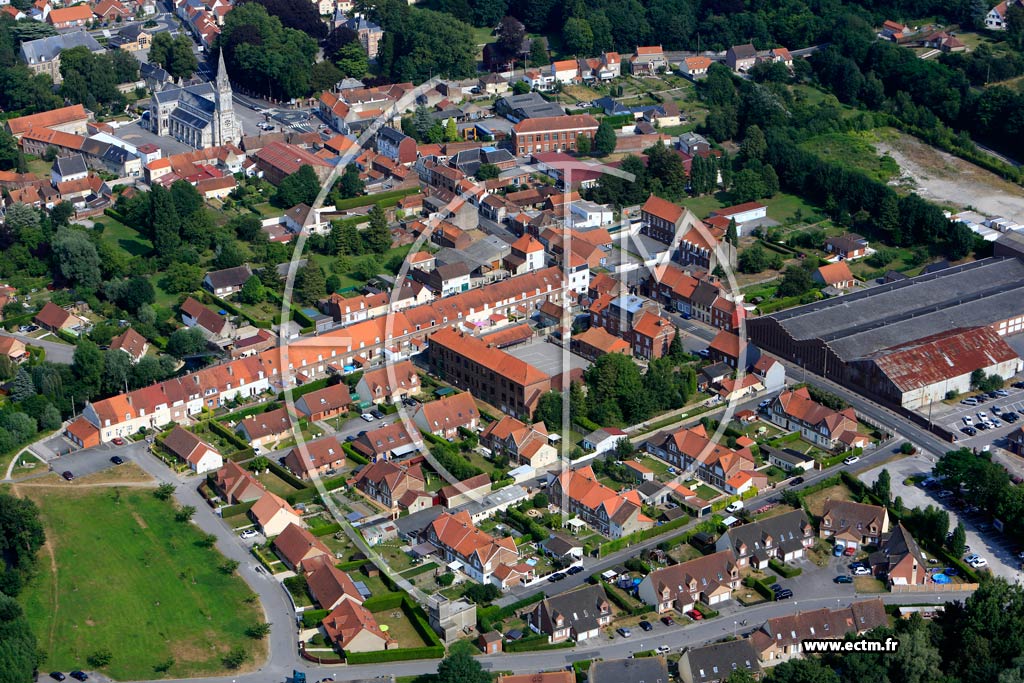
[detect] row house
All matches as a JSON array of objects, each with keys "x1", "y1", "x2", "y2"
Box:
[
  {"x1": 412, "y1": 391, "x2": 480, "y2": 440},
  {"x1": 589, "y1": 293, "x2": 659, "y2": 338},
  {"x1": 319, "y1": 291, "x2": 389, "y2": 326},
  {"x1": 421, "y1": 511, "x2": 520, "y2": 585},
  {"x1": 480, "y1": 415, "x2": 557, "y2": 470},
  {"x1": 647, "y1": 424, "x2": 755, "y2": 489},
  {"x1": 749, "y1": 599, "x2": 886, "y2": 665},
  {"x1": 525, "y1": 584, "x2": 613, "y2": 643},
  {"x1": 715, "y1": 510, "x2": 815, "y2": 568},
  {"x1": 548, "y1": 465, "x2": 653, "y2": 539},
  {"x1": 767, "y1": 387, "x2": 863, "y2": 450},
  {"x1": 636, "y1": 550, "x2": 740, "y2": 612},
  {"x1": 630, "y1": 45, "x2": 666, "y2": 74},
  {"x1": 511, "y1": 115, "x2": 599, "y2": 156}
]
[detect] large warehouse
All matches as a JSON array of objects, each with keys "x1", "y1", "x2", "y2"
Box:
[{"x1": 748, "y1": 250, "x2": 1024, "y2": 410}]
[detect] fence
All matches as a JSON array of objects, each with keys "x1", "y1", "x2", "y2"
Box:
[{"x1": 891, "y1": 582, "x2": 979, "y2": 593}]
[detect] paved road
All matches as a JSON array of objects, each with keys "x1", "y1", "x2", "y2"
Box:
[{"x1": 0, "y1": 331, "x2": 75, "y2": 364}]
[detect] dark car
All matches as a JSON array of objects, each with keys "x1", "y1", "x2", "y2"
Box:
[
  {"x1": 50, "y1": 674, "x2": 66, "y2": 682},
  {"x1": 775, "y1": 589, "x2": 793, "y2": 600},
  {"x1": 961, "y1": 426, "x2": 977, "y2": 436},
  {"x1": 61, "y1": 471, "x2": 74, "y2": 481},
  {"x1": 639, "y1": 620, "x2": 653, "y2": 631},
  {"x1": 661, "y1": 616, "x2": 675, "y2": 626},
  {"x1": 770, "y1": 583, "x2": 783, "y2": 593},
  {"x1": 834, "y1": 575, "x2": 854, "y2": 584},
  {"x1": 70, "y1": 673, "x2": 88, "y2": 682},
  {"x1": 789, "y1": 477, "x2": 805, "y2": 486},
  {"x1": 370, "y1": 409, "x2": 385, "y2": 420},
  {"x1": 976, "y1": 422, "x2": 990, "y2": 431},
  {"x1": 110, "y1": 455, "x2": 124, "y2": 465},
  {"x1": 567, "y1": 565, "x2": 584, "y2": 575},
  {"x1": 553, "y1": 572, "x2": 566, "y2": 581},
  {"x1": 344, "y1": 434, "x2": 356, "y2": 442}
]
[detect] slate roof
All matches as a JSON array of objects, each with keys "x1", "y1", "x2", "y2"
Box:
[{"x1": 20, "y1": 31, "x2": 102, "y2": 63}]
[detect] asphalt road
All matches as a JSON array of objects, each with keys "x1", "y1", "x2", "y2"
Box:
[{"x1": 0, "y1": 331, "x2": 75, "y2": 364}]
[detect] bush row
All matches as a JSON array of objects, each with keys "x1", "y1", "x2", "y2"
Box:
[
  {"x1": 344, "y1": 645, "x2": 445, "y2": 664},
  {"x1": 219, "y1": 500, "x2": 255, "y2": 518},
  {"x1": 768, "y1": 558, "x2": 803, "y2": 578},
  {"x1": 600, "y1": 580, "x2": 649, "y2": 617},
  {"x1": 362, "y1": 591, "x2": 406, "y2": 612},
  {"x1": 301, "y1": 609, "x2": 330, "y2": 628},
  {"x1": 504, "y1": 635, "x2": 576, "y2": 653},
  {"x1": 342, "y1": 442, "x2": 370, "y2": 465},
  {"x1": 599, "y1": 514, "x2": 691, "y2": 557},
  {"x1": 478, "y1": 592, "x2": 545, "y2": 632},
  {"x1": 742, "y1": 575, "x2": 776, "y2": 601}
]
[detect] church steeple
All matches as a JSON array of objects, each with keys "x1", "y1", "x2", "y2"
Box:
[
  {"x1": 216, "y1": 49, "x2": 230, "y2": 93},
  {"x1": 212, "y1": 49, "x2": 237, "y2": 146}
]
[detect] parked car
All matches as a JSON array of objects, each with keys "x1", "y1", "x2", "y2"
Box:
[
  {"x1": 789, "y1": 477, "x2": 805, "y2": 486},
  {"x1": 69, "y1": 673, "x2": 88, "y2": 682},
  {"x1": 834, "y1": 575, "x2": 854, "y2": 584},
  {"x1": 567, "y1": 565, "x2": 584, "y2": 575},
  {"x1": 686, "y1": 609, "x2": 704, "y2": 620},
  {"x1": 970, "y1": 557, "x2": 989, "y2": 568},
  {"x1": 639, "y1": 620, "x2": 653, "y2": 632},
  {"x1": 961, "y1": 427, "x2": 977, "y2": 436},
  {"x1": 656, "y1": 645, "x2": 671, "y2": 655},
  {"x1": 61, "y1": 471, "x2": 74, "y2": 481},
  {"x1": 976, "y1": 422, "x2": 990, "y2": 431},
  {"x1": 844, "y1": 546, "x2": 857, "y2": 556},
  {"x1": 110, "y1": 455, "x2": 125, "y2": 465},
  {"x1": 617, "y1": 627, "x2": 632, "y2": 637},
  {"x1": 360, "y1": 413, "x2": 375, "y2": 422},
  {"x1": 964, "y1": 553, "x2": 980, "y2": 563},
  {"x1": 833, "y1": 545, "x2": 844, "y2": 557},
  {"x1": 963, "y1": 416, "x2": 973, "y2": 425},
  {"x1": 240, "y1": 529, "x2": 258, "y2": 540},
  {"x1": 978, "y1": 411, "x2": 988, "y2": 420},
  {"x1": 843, "y1": 455, "x2": 860, "y2": 465},
  {"x1": 661, "y1": 616, "x2": 675, "y2": 626},
  {"x1": 774, "y1": 589, "x2": 793, "y2": 600},
  {"x1": 50, "y1": 674, "x2": 66, "y2": 682},
  {"x1": 852, "y1": 566, "x2": 872, "y2": 575},
  {"x1": 370, "y1": 409, "x2": 385, "y2": 420},
  {"x1": 770, "y1": 584, "x2": 782, "y2": 593},
  {"x1": 112, "y1": 437, "x2": 124, "y2": 446}
]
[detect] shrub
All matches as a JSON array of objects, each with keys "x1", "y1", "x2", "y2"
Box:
[
  {"x1": 87, "y1": 649, "x2": 113, "y2": 668},
  {"x1": 223, "y1": 647, "x2": 247, "y2": 669},
  {"x1": 345, "y1": 645, "x2": 445, "y2": 663},
  {"x1": 246, "y1": 622, "x2": 272, "y2": 639},
  {"x1": 219, "y1": 559, "x2": 240, "y2": 575},
  {"x1": 310, "y1": 633, "x2": 326, "y2": 647},
  {"x1": 437, "y1": 572, "x2": 455, "y2": 587},
  {"x1": 302, "y1": 609, "x2": 330, "y2": 628},
  {"x1": 768, "y1": 558, "x2": 802, "y2": 578}
]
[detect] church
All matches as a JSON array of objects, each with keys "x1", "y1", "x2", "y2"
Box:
[{"x1": 149, "y1": 51, "x2": 240, "y2": 149}]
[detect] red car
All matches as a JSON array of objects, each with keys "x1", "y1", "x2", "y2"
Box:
[
  {"x1": 112, "y1": 437, "x2": 124, "y2": 446},
  {"x1": 844, "y1": 546, "x2": 856, "y2": 556},
  {"x1": 686, "y1": 610, "x2": 704, "y2": 621}
]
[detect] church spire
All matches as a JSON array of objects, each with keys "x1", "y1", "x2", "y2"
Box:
[{"x1": 216, "y1": 49, "x2": 230, "y2": 92}]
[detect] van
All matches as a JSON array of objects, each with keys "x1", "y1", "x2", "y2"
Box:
[{"x1": 726, "y1": 500, "x2": 744, "y2": 513}]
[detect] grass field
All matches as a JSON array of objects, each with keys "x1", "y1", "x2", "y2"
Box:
[
  {"x1": 97, "y1": 216, "x2": 153, "y2": 258},
  {"x1": 803, "y1": 483, "x2": 855, "y2": 517},
  {"x1": 799, "y1": 131, "x2": 900, "y2": 183},
  {"x1": 372, "y1": 608, "x2": 432, "y2": 648},
  {"x1": 17, "y1": 485, "x2": 266, "y2": 680}
]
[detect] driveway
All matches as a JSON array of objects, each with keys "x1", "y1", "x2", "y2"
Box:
[
  {"x1": 859, "y1": 455, "x2": 1023, "y2": 583},
  {"x1": 0, "y1": 331, "x2": 75, "y2": 364}
]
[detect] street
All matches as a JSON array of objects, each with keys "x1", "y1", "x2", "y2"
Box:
[{"x1": 0, "y1": 330, "x2": 75, "y2": 364}]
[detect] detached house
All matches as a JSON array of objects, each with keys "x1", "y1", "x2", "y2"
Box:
[
  {"x1": 767, "y1": 387, "x2": 861, "y2": 450},
  {"x1": 355, "y1": 360, "x2": 421, "y2": 404},
  {"x1": 813, "y1": 261, "x2": 856, "y2": 291},
  {"x1": 637, "y1": 550, "x2": 740, "y2": 613},
  {"x1": 352, "y1": 423, "x2": 423, "y2": 462},
  {"x1": 234, "y1": 407, "x2": 293, "y2": 448},
  {"x1": 868, "y1": 523, "x2": 927, "y2": 585},
  {"x1": 282, "y1": 436, "x2": 345, "y2": 480},
  {"x1": 162, "y1": 425, "x2": 224, "y2": 474},
  {"x1": 248, "y1": 490, "x2": 303, "y2": 537},
  {"x1": 203, "y1": 264, "x2": 253, "y2": 297},
  {"x1": 294, "y1": 383, "x2": 351, "y2": 421},
  {"x1": 322, "y1": 598, "x2": 394, "y2": 653},
  {"x1": 180, "y1": 296, "x2": 230, "y2": 340},
  {"x1": 109, "y1": 327, "x2": 149, "y2": 363},
  {"x1": 726, "y1": 43, "x2": 757, "y2": 72},
  {"x1": 820, "y1": 500, "x2": 890, "y2": 550},
  {"x1": 421, "y1": 510, "x2": 519, "y2": 584},
  {"x1": 306, "y1": 556, "x2": 364, "y2": 611},
  {"x1": 354, "y1": 460, "x2": 427, "y2": 510},
  {"x1": 526, "y1": 584, "x2": 613, "y2": 643},
  {"x1": 273, "y1": 522, "x2": 331, "y2": 571},
  {"x1": 212, "y1": 460, "x2": 264, "y2": 504},
  {"x1": 481, "y1": 415, "x2": 557, "y2": 470},
  {"x1": 715, "y1": 510, "x2": 814, "y2": 569},
  {"x1": 630, "y1": 46, "x2": 666, "y2": 74},
  {"x1": 413, "y1": 391, "x2": 480, "y2": 440}
]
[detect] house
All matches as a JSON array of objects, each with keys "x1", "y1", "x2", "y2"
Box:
[
  {"x1": 354, "y1": 460, "x2": 426, "y2": 509},
  {"x1": 825, "y1": 234, "x2": 868, "y2": 260},
  {"x1": 65, "y1": 416, "x2": 100, "y2": 449},
  {"x1": 814, "y1": 261, "x2": 856, "y2": 291},
  {"x1": 820, "y1": 500, "x2": 890, "y2": 550},
  {"x1": 418, "y1": 262, "x2": 472, "y2": 297},
  {"x1": 203, "y1": 264, "x2": 253, "y2": 297},
  {"x1": 581, "y1": 427, "x2": 628, "y2": 455},
  {"x1": 767, "y1": 387, "x2": 861, "y2": 450},
  {"x1": 572, "y1": 326, "x2": 632, "y2": 361},
  {"x1": 51, "y1": 154, "x2": 88, "y2": 185},
  {"x1": 525, "y1": 584, "x2": 613, "y2": 643},
  {"x1": 751, "y1": 356, "x2": 785, "y2": 393},
  {"x1": 868, "y1": 523, "x2": 927, "y2": 585},
  {"x1": 589, "y1": 658, "x2": 670, "y2": 683},
  {"x1": 93, "y1": 0, "x2": 130, "y2": 21},
  {"x1": 881, "y1": 19, "x2": 910, "y2": 37},
  {"x1": 47, "y1": 4, "x2": 93, "y2": 28},
  {"x1": 630, "y1": 312, "x2": 675, "y2": 360},
  {"x1": 376, "y1": 127, "x2": 417, "y2": 165},
  {"x1": 505, "y1": 234, "x2": 546, "y2": 275},
  {"x1": 421, "y1": 510, "x2": 519, "y2": 584},
  {"x1": 640, "y1": 194, "x2": 687, "y2": 244},
  {"x1": 680, "y1": 639, "x2": 762, "y2": 683},
  {"x1": 480, "y1": 415, "x2": 557, "y2": 470},
  {"x1": 439, "y1": 472, "x2": 491, "y2": 508},
  {"x1": 680, "y1": 56, "x2": 712, "y2": 79},
  {"x1": 709, "y1": 202, "x2": 767, "y2": 226},
  {"x1": 749, "y1": 599, "x2": 887, "y2": 665},
  {"x1": 636, "y1": 551, "x2": 740, "y2": 612},
  {"x1": 763, "y1": 446, "x2": 815, "y2": 473},
  {"x1": 539, "y1": 533, "x2": 584, "y2": 562},
  {"x1": 162, "y1": 425, "x2": 223, "y2": 474},
  {"x1": 726, "y1": 43, "x2": 758, "y2": 72},
  {"x1": 0, "y1": 336, "x2": 26, "y2": 364},
  {"x1": 707, "y1": 330, "x2": 743, "y2": 368},
  {"x1": 724, "y1": 468, "x2": 767, "y2": 496},
  {"x1": 549, "y1": 466, "x2": 653, "y2": 539},
  {"x1": 1009, "y1": 427, "x2": 1024, "y2": 456},
  {"x1": 352, "y1": 423, "x2": 423, "y2": 462},
  {"x1": 630, "y1": 46, "x2": 666, "y2": 75},
  {"x1": 282, "y1": 436, "x2": 345, "y2": 480},
  {"x1": 248, "y1": 490, "x2": 303, "y2": 537},
  {"x1": 355, "y1": 360, "x2": 421, "y2": 404},
  {"x1": 272, "y1": 522, "x2": 331, "y2": 571},
  {"x1": 294, "y1": 384, "x2": 351, "y2": 421},
  {"x1": 234, "y1": 407, "x2": 293, "y2": 448},
  {"x1": 34, "y1": 302, "x2": 84, "y2": 333},
  {"x1": 648, "y1": 424, "x2": 755, "y2": 490},
  {"x1": 305, "y1": 557, "x2": 364, "y2": 613},
  {"x1": 179, "y1": 297, "x2": 229, "y2": 339},
  {"x1": 322, "y1": 599, "x2": 394, "y2": 652},
  {"x1": 511, "y1": 115, "x2": 599, "y2": 156},
  {"x1": 625, "y1": 461, "x2": 655, "y2": 483},
  {"x1": 551, "y1": 59, "x2": 579, "y2": 84},
  {"x1": 255, "y1": 141, "x2": 332, "y2": 186},
  {"x1": 413, "y1": 392, "x2": 480, "y2": 440},
  {"x1": 212, "y1": 461, "x2": 264, "y2": 504},
  {"x1": 478, "y1": 73, "x2": 509, "y2": 96},
  {"x1": 768, "y1": 47, "x2": 793, "y2": 67},
  {"x1": 715, "y1": 510, "x2": 814, "y2": 569},
  {"x1": 5, "y1": 104, "x2": 90, "y2": 139}
]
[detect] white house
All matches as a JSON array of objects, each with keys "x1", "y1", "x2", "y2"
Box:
[
  {"x1": 569, "y1": 200, "x2": 614, "y2": 229},
  {"x1": 709, "y1": 201, "x2": 767, "y2": 225},
  {"x1": 551, "y1": 60, "x2": 579, "y2": 84},
  {"x1": 162, "y1": 425, "x2": 224, "y2": 475},
  {"x1": 581, "y1": 427, "x2": 628, "y2": 455},
  {"x1": 519, "y1": 69, "x2": 555, "y2": 92}
]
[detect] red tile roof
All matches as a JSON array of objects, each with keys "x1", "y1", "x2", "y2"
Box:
[
  {"x1": 642, "y1": 194, "x2": 684, "y2": 224},
  {"x1": 512, "y1": 115, "x2": 599, "y2": 135},
  {"x1": 429, "y1": 327, "x2": 549, "y2": 386}
]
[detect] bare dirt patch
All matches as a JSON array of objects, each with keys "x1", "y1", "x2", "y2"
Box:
[
  {"x1": 875, "y1": 132, "x2": 1024, "y2": 219},
  {"x1": 132, "y1": 512, "x2": 148, "y2": 529}
]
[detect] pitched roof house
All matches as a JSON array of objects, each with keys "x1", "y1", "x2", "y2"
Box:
[
  {"x1": 248, "y1": 490, "x2": 303, "y2": 537},
  {"x1": 637, "y1": 550, "x2": 740, "y2": 613},
  {"x1": 749, "y1": 599, "x2": 887, "y2": 664},
  {"x1": 294, "y1": 383, "x2": 351, "y2": 421},
  {"x1": 766, "y1": 387, "x2": 860, "y2": 450},
  {"x1": 353, "y1": 460, "x2": 426, "y2": 510},
  {"x1": 321, "y1": 599, "x2": 394, "y2": 652},
  {"x1": 306, "y1": 557, "x2": 363, "y2": 610},
  {"x1": 235, "y1": 407, "x2": 293, "y2": 448},
  {"x1": 814, "y1": 261, "x2": 856, "y2": 291},
  {"x1": 212, "y1": 460, "x2": 264, "y2": 504},
  {"x1": 525, "y1": 584, "x2": 613, "y2": 643},
  {"x1": 203, "y1": 264, "x2": 253, "y2": 296},
  {"x1": 480, "y1": 415, "x2": 557, "y2": 469},
  {"x1": 282, "y1": 436, "x2": 345, "y2": 480},
  {"x1": 354, "y1": 360, "x2": 421, "y2": 404},
  {"x1": 412, "y1": 391, "x2": 480, "y2": 439},
  {"x1": 272, "y1": 522, "x2": 331, "y2": 571},
  {"x1": 715, "y1": 510, "x2": 814, "y2": 569},
  {"x1": 549, "y1": 465, "x2": 653, "y2": 539},
  {"x1": 351, "y1": 422, "x2": 423, "y2": 461},
  {"x1": 820, "y1": 500, "x2": 890, "y2": 549},
  {"x1": 109, "y1": 327, "x2": 149, "y2": 363},
  {"x1": 868, "y1": 523, "x2": 927, "y2": 585},
  {"x1": 421, "y1": 510, "x2": 519, "y2": 585},
  {"x1": 161, "y1": 425, "x2": 224, "y2": 474},
  {"x1": 180, "y1": 296, "x2": 229, "y2": 338},
  {"x1": 680, "y1": 639, "x2": 762, "y2": 683}
]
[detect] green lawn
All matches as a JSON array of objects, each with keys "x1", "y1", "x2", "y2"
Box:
[
  {"x1": 636, "y1": 454, "x2": 671, "y2": 479},
  {"x1": 19, "y1": 486, "x2": 265, "y2": 680},
  {"x1": 372, "y1": 608, "x2": 433, "y2": 649},
  {"x1": 694, "y1": 484, "x2": 719, "y2": 501},
  {"x1": 798, "y1": 131, "x2": 900, "y2": 183},
  {"x1": 255, "y1": 470, "x2": 303, "y2": 498},
  {"x1": 97, "y1": 216, "x2": 153, "y2": 258}
]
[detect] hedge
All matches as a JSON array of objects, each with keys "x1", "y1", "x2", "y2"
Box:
[
  {"x1": 345, "y1": 645, "x2": 445, "y2": 664},
  {"x1": 600, "y1": 580, "x2": 649, "y2": 617},
  {"x1": 769, "y1": 558, "x2": 803, "y2": 578},
  {"x1": 268, "y1": 460, "x2": 308, "y2": 491},
  {"x1": 302, "y1": 609, "x2": 330, "y2": 628},
  {"x1": 743, "y1": 575, "x2": 776, "y2": 601},
  {"x1": 505, "y1": 635, "x2": 576, "y2": 653},
  {"x1": 342, "y1": 442, "x2": 370, "y2": 465},
  {"x1": 598, "y1": 514, "x2": 692, "y2": 556},
  {"x1": 220, "y1": 500, "x2": 255, "y2": 518},
  {"x1": 206, "y1": 419, "x2": 255, "y2": 453},
  {"x1": 336, "y1": 559, "x2": 369, "y2": 572},
  {"x1": 334, "y1": 187, "x2": 420, "y2": 211},
  {"x1": 695, "y1": 603, "x2": 719, "y2": 619},
  {"x1": 478, "y1": 592, "x2": 545, "y2": 632},
  {"x1": 289, "y1": 378, "x2": 331, "y2": 400},
  {"x1": 363, "y1": 591, "x2": 406, "y2": 611},
  {"x1": 402, "y1": 561, "x2": 438, "y2": 578}
]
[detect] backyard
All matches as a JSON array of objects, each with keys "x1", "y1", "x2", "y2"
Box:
[
  {"x1": 803, "y1": 483, "x2": 856, "y2": 517},
  {"x1": 16, "y1": 484, "x2": 266, "y2": 680}
]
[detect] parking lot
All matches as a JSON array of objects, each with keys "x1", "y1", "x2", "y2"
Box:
[
  {"x1": 929, "y1": 384, "x2": 1024, "y2": 448},
  {"x1": 860, "y1": 455, "x2": 1023, "y2": 583},
  {"x1": 506, "y1": 337, "x2": 591, "y2": 377}
]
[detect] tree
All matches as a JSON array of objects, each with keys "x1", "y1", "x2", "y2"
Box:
[
  {"x1": 0, "y1": 127, "x2": 23, "y2": 172},
  {"x1": 10, "y1": 367, "x2": 36, "y2": 403},
  {"x1": 219, "y1": 4, "x2": 318, "y2": 100},
  {"x1": 102, "y1": 348, "x2": 132, "y2": 395},
  {"x1": 154, "y1": 483, "x2": 176, "y2": 500},
  {"x1": 949, "y1": 521, "x2": 967, "y2": 557},
  {"x1": 87, "y1": 649, "x2": 113, "y2": 668},
  {"x1": 0, "y1": 493, "x2": 45, "y2": 597},
  {"x1": 668, "y1": 328, "x2": 685, "y2": 360},
  {"x1": 212, "y1": 239, "x2": 245, "y2": 270},
  {"x1": 563, "y1": 17, "x2": 593, "y2": 55},
  {"x1": 294, "y1": 262, "x2": 327, "y2": 304},
  {"x1": 575, "y1": 133, "x2": 592, "y2": 155},
  {"x1": 970, "y1": 369, "x2": 986, "y2": 390},
  {"x1": 52, "y1": 228, "x2": 102, "y2": 291},
  {"x1": 238, "y1": 275, "x2": 265, "y2": 305},
  {"x1": 336, "y1": 165, "x2": 365, "y2": 200},
  {"x1": 222, "y1": 646, "x2": 247, "y2": 669},
  {"x1": 274, "y1": 165, "x2": 321, "y2": 208},
  {"x1": 776, "y1": 265, "x2": 816, "y2": 298},
  {"x1": 437, "y1": 649, "x2": 492, "y2": 683},
  {"x1": 166, "y1": 327, "x2": 208, "y2": 359},
  {"x1": 160, "y1": 262, "x2": 203, "y2": 294},
  {"x1": 512, "y1": 80, "x2": 531, "y2": 95},
  {"x1": 362, "y1": 204, "x2": 391, "y2": 253},
  {"x1": 739, "y1": 243, "x2": 771, "y2": 273},
  {"x1": 496, "y1": 15, "x2": 525, "y2": 59},
  {"x1": 245, "y1": 622, "x2": 272, "y2": 639},
  {"x1": 741, "y1": 124, "x2": 767, "y2": 162},
  {"x1": 726, "y1": 218, "x2": 738, "y2": 246},
  {"x1": 0, "y1": 592, "x2": 38, "y2": 682},
  {"x1": 766, "y1": 658, "x2": 839, "y2": 683},
  {"x1": 534, "y1": 390, "x2": 562, "y2": 429},
  {"x1": 593, "y1": 120, "x2": 616, "y2": 156},
  {"x1": 476, "y1": 163, "x2": 500, "y2": 181},
  {"x1": 249, "y1": 456, "x2": 270, "y2": 473},
  {"x1": 873, "y1": 468, "x2": 891, "y2": 504},
  {"x1": 310, "y1": 60, "x2": 343, "y2": 93},
  {"x1": 175, "y1": 505, "x2": 197, "y2": 522},
  {"x1": 71, "y1": 339, "x2": 104, "y2": 401},
  {"x1": 529, "y1": 37, "x2": 548, "y2": 67},
  {"x1": 167, "y1": 34, "x2": 198, "y2": 80},
  {"x1": 332, "y1": 40, "x2": 369, "y2": 79}
]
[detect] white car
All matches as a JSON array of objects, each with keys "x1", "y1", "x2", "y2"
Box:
[
  {"x1": 656, "y1": 645, "x2": 671, "y2": 654},
  {"x1": 852, "y1": 566, "x2": 872, "y2": 575},
  {"x1": 360, "y1": 413, "x2": 376, "y2": 422},
  {"x1": 963, "y1": 416, "x2": 973, "y2": 425},
  {"x1": 843, "y1": 455, "x2": 860, "y2": 465},
  {"x1": 977, "y1": 412, "x2": 987, "y2": 421},
  {"x1": 969, "y1": 557, "x2": 988, "y2": 568},
  {"x1": 240, "y1": 529, "x2": 258, "y2": 540},
  {"x1": 991, "y1": 419, "x2": 1002, "y2": 428},
  {"x1": 964, "y1": 553, "x2": 980, "y2": 563}
]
